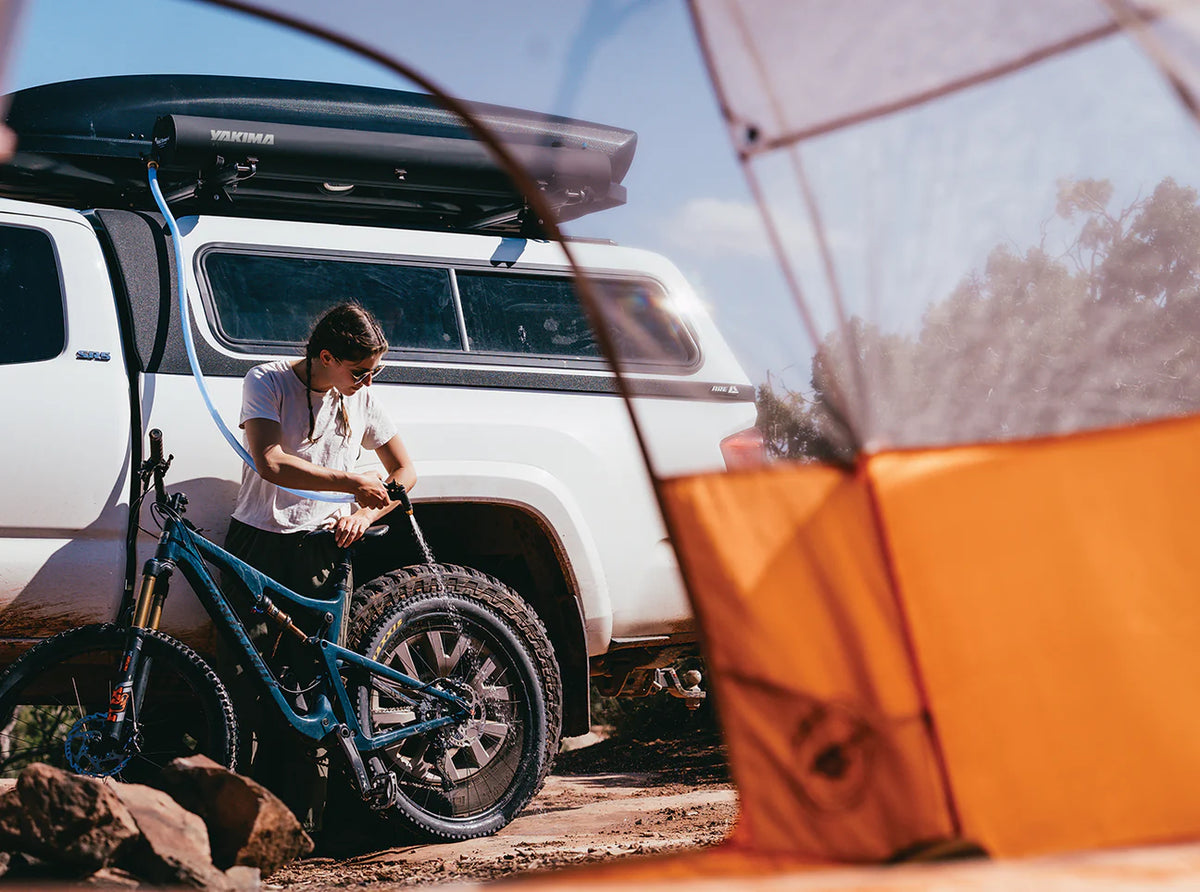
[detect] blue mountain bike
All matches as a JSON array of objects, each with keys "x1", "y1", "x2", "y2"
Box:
[{"x1": 0, "y1": 430, "x2": 560, "y2": 841}]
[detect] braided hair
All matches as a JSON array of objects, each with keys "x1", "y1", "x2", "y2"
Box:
[{"x1": 303, "y1": 302, "x2": 389, "y2": 442}]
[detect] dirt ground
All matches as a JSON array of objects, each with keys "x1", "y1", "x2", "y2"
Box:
[{"x1": 271, "y1": 729, "x2": 735, "y2": 890}]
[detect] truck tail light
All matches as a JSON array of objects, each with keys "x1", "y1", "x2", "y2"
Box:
[{"x1": 720, "y1": 427, "x2": 768, "y2": 470}]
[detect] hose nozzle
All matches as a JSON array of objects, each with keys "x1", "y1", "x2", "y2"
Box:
[{"x1": 386, "y1": 481, "x2": 413, "y2": 515}]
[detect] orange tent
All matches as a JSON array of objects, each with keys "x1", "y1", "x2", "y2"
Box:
[{"x1": 656, "y1": 0, "x2": 1200, "y2": 863}]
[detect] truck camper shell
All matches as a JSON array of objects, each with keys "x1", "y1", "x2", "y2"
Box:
[{"x1": 0, "y1": 74, "x2": 637, "y2": 235}]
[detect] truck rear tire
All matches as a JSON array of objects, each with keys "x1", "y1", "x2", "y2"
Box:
[{"x1": 348, "y1": 564, "x2": 561, "y2": 840}]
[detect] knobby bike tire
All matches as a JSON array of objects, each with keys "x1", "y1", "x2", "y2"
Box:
[
  {"x1": 0, "y1": 623, "x2": 238, "y2": 783},
  {"x1": 352, "y1": 563, "x2": 563, "y2": 783},
  {"x1": 348, "y1": 565, "x2": 558, "y2": 841}
]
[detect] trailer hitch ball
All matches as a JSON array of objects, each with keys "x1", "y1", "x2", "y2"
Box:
[{"x1": 655, "y1": 667, "x2": 706, "y2": 710}]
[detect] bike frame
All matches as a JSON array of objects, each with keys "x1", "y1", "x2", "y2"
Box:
[{"x1": 110, "y1": 507, "x2": 467, "y2": 757}]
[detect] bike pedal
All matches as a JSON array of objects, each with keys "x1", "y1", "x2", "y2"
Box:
[{"x1": 367, "y1": 771, "x2": 398, "y2": 811}]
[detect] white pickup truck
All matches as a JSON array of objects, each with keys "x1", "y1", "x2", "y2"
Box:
[{"x1": 0, "y1": 73, "x2": 758, "y2": 745}]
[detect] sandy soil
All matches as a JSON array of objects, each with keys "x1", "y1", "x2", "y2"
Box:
[{"x1": 271, "y1": 731, "x2": 735, "y2": 890}]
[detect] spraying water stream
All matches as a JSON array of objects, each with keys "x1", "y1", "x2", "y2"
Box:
[{"x1": 388, "y1": 483, "x2": 464, "y2": 637}]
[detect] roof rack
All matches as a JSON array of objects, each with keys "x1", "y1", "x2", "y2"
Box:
[{"x1": 0, "y1": 75, "x2": 638, "y2": 236}]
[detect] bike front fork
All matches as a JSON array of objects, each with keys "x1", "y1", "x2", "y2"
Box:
[{"x1": 106, "y1": 558, "x2": 174, "y2": 743}]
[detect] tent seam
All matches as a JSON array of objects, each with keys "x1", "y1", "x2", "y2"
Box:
[{"x1": 858, "y1": 456, "x2": 964, "y2": 840}]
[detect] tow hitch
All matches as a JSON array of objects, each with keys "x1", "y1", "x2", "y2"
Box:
[{"x1": 652, "y1": 668, "x2": 706, "y2": 710}]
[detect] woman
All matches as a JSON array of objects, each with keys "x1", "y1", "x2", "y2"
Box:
[
  {"x1": 223, "y1": 301, "x2": 416, "y2": 827},
  {"x1": 227, "y1": 301, "x2": 416, "y2": 596}
]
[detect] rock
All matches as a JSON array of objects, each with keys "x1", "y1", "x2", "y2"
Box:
[
  {"x1": 0, "y1": 786, "x2": 23, "y2": 848},
  {"x1": 17, "y1": 763, "x2": 140, "y2": 871},
  {"x1": 112, "y1": 782, "x2": 227, "y2": 889},
  {"x1": 83, "y1": 866, "x2": 142, "y2": 887},
  {"x1": 3, "y1": 850, "x2": 71, "y2": 880},
  {"x1": 225, "y1": 864, "x2": 261, "y2": 891},
  {"x1": 160, "y1": 755, "x2": 313, "y2": 877}
]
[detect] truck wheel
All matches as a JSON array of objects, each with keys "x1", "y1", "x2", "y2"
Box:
[
  {"x1": 348, "y1": 565, "x2": 561, "y2": 841},
  {"x1": 0, "y1": 623, "x2": 238, "y2": 782}
]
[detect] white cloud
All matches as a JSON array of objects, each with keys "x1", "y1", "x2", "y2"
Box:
[{"x1": 662, "y1": 196, "x2": 820, "y2": 259}]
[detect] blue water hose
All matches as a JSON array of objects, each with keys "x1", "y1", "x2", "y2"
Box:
[{"x1": 147, "y1": 164, "x2": 353, "y2": 503}]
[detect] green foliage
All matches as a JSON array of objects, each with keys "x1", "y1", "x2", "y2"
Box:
[
  {"x1": 0, "y1": 706, "x2": 73, "y2": 774},
  {"x1": 756, "y1": 374, "x2": 853, "y2": 465}
]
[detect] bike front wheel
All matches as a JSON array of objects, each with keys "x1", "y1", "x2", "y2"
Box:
[{"x1": 0, "y1": 623, "x2": 238, "y2": 782}]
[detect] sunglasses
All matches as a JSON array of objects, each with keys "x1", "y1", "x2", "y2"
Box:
[{"x1": 346, "y1": 360, "x2": 387, "y2": 384}]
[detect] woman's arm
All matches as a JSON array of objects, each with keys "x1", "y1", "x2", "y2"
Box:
[
  {"x1": 331, "y1": 434, "x2": 418, "y2": 547},
  {"x1": 376, "y1": 433, "x2": 418, "y2": 495},
  {"x1": 243, "y1": 417, "x2": 390, "y2": 508}
]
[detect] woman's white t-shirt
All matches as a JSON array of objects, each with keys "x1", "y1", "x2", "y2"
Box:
[{"x1": 231, "y1": 359, "x2": 397, "y2": 533}]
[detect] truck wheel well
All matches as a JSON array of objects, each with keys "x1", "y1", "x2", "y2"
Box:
[{"x1": 353, "y1": 501, "x2": 590, "y2": 738}]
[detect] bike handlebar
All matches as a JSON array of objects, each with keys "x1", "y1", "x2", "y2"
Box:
[{"x1": 146, "y1": 428, "x2": 170, "y2": 506}]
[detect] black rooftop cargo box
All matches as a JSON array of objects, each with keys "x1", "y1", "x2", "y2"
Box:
[{"x1": 0, "y1": 74, "x2": 638, "y2": 235}]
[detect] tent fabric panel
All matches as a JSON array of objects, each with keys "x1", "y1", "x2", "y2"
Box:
[
  {"x1": 870, "y1": 415, "x2": 1200, "y2": 856},
  {"x1": 689, "y1": 0, "x2": 1119, "y2": 149},
  {"x1": 659, "y1": 467, "x2": 955, "y2": 860}
]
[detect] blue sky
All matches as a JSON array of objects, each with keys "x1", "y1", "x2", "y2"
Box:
[
  {"x1": 9, "y1": 1, "x2": 1200, "y2": 399},
  {"x1": 4, "y1": 0, "x2": 808, "y2": 389}
]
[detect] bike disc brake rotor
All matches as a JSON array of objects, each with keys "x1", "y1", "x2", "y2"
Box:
[{"x1": 64, "y1": 712, "x2": 133, "y2": 777}]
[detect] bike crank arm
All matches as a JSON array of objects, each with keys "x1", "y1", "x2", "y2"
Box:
[{"x1": 333, "y1": 724, "x2": 398, "y2": 810}]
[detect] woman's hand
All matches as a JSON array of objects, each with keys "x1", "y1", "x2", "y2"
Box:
[
  {"x1": 332, "y1": 511, "x2": 375, "y2": 548},
  {"x1": 350, "y1": 472, "x2": 390, "y2": 509}
]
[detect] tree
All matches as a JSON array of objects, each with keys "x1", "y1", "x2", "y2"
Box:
[
  {"x1": 756, "y1": 374, "x2": 854, "y2": 466},
  {"x1": 759, "y1": 176, "x2": 1200, "y2": 460}
]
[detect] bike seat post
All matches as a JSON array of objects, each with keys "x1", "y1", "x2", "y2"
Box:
[
  {"x1": 306, "y1": 526, "x2": 387, "y2": 644},
  {"x1": 329, "y1": 549, "x2": 355, "y2": 603}
]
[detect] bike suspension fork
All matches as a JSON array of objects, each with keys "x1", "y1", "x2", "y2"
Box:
[
  {"x1": 105, "y1": 633, "x2": 145, "y2": 743},
  {"x1": 132, "y1": 557, "x2": 174, "y2": 631},
  {"x1": 106, "y1": 558, "x2": 174, "y2": 743}
]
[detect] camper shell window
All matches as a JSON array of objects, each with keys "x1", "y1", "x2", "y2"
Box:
[
  {"x1": 199, "y1": 249, "x2": 699, "y2": 370},
  {"x1": 203, "y1": 252, "x2": 460, "y2": 352},
  {"x1": 0, "y1": 225, "x2": 65, "y2": 366},
  {"x1": 455, "y1": 272, "x2": 695, "y2": 366}
]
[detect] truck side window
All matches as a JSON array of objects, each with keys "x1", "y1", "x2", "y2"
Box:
[
  {"x1": 204, "y1": 252, "x2": 460, "y2": 351},
  {"x1": 456, "y1": 271, "x2": 696, "y2": 365},
  {"x1": 0, "y1": 225, "x2": 65, "y2": 365}
]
